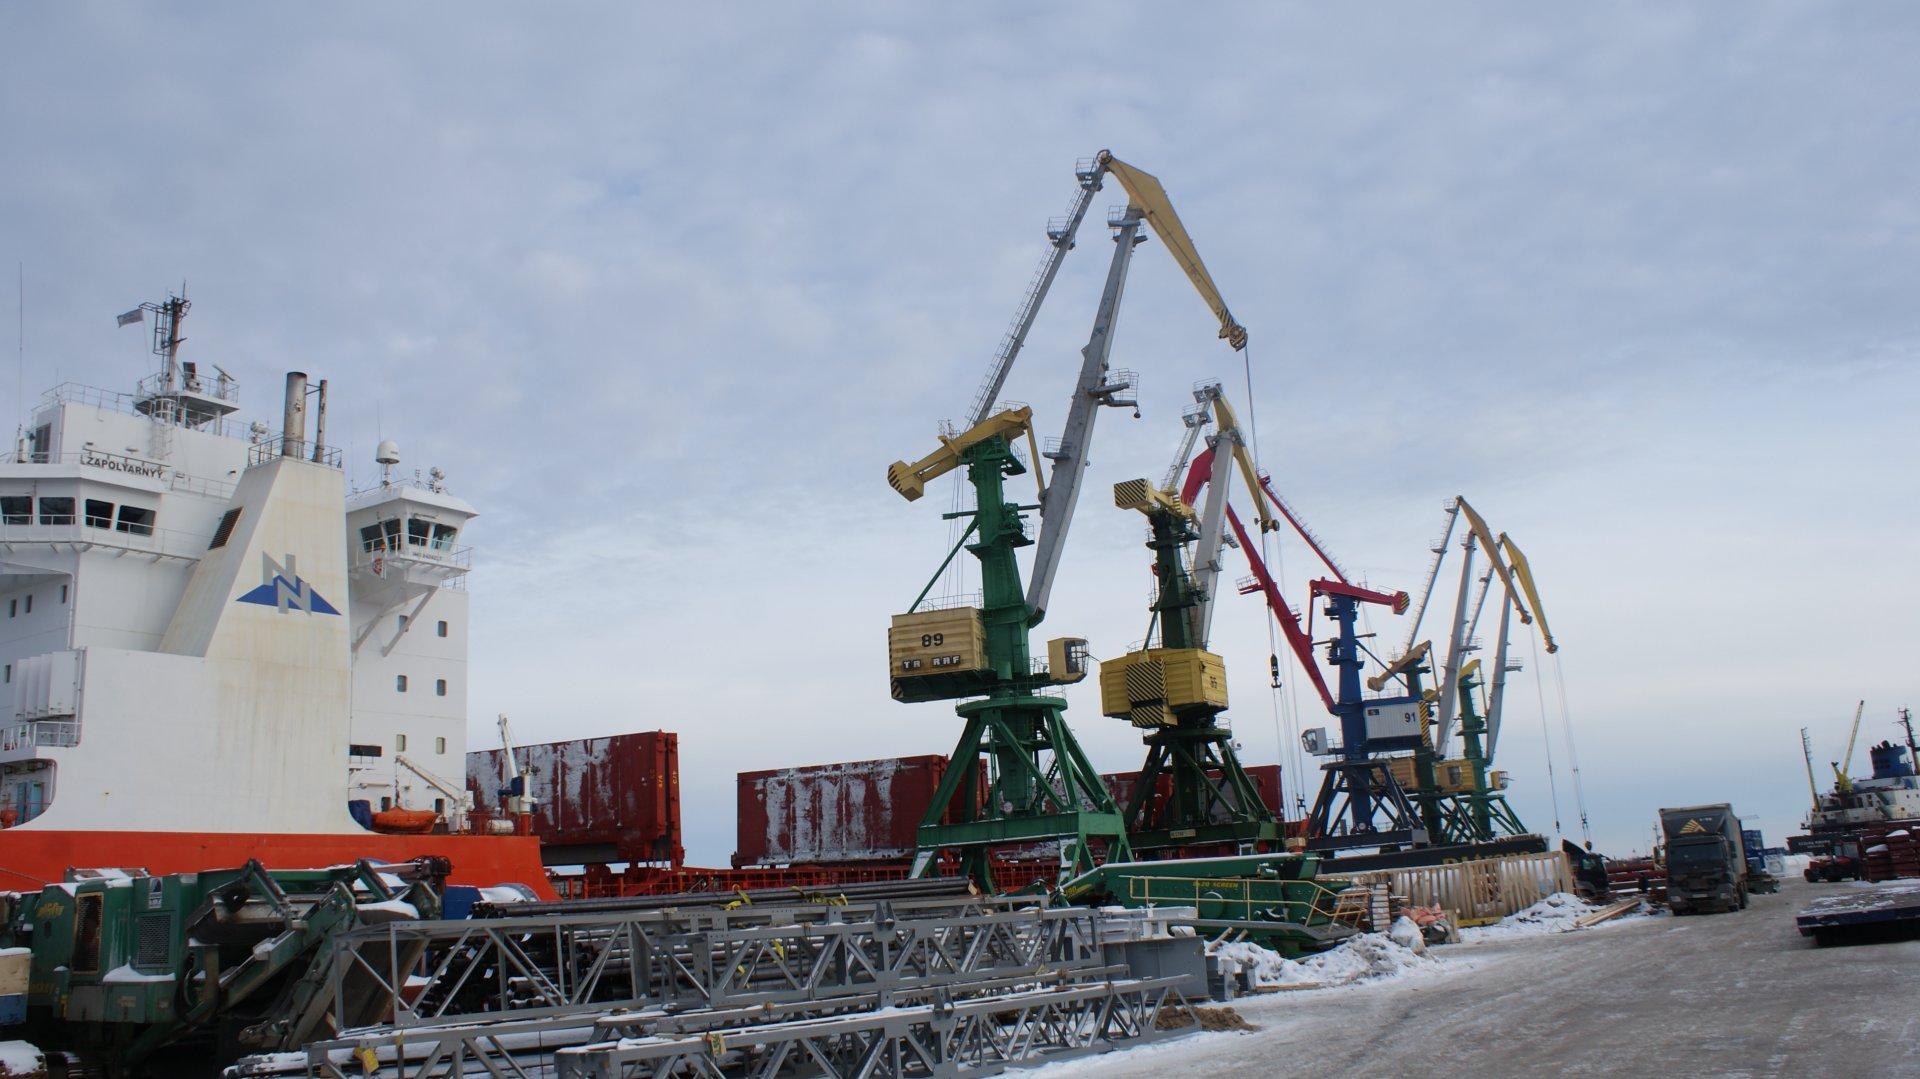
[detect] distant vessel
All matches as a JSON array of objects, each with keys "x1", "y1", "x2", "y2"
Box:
[
  {"x1": 0, "y1": 295, "x2": 545, "y2": 892},
  {"x1": 1800, "y1": 706, "x2": 1920, "y2": 837},
  {"x1": 1806, "y1": 738, "x2": 1920, "y2": 832}
]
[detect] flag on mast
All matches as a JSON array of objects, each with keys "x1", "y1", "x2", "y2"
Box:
[{"x1": 115, "y1": 307, "x2": 143, "y2": 327}]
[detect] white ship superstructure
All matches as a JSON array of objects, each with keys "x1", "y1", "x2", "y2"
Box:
[{"x1": 0, "y1": 296, "x2": 476, "y2": 831}]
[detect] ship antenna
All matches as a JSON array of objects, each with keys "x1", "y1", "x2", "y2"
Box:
[{"x1": 14, "y1": 263, "x2": 22, "y2": 463}]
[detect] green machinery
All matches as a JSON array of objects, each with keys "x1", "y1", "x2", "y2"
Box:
[
  {"x1": 889, "y1": 408, "x2": 1128, "y2": 888},
  {"x1": 0, "y1": 858, "x2": 446, "y2": 1071},
  {"x1": 1375, "y1": 496, "x2": 1558, "y2": 845},
  {"x1": 1061, "y1": 853, "x2": 1356, "y2": 957},
  {"x1": 1099, "y1": 385, "x2": 1285, "y2": 853},
  {"x1": 885, "y1": 151, "x2": 1249, "y2": 890}
]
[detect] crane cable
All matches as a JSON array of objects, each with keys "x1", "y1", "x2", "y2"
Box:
[
  {"x1": 1551, "y1": 650, "x2": 1592, "y2": 846},
  {"x1": 1526, "y1": 628, "x2": 1565, "y2": 844},
  {"x1": 1237, "y1": 341, "x2": 1309, "y2": 812}
]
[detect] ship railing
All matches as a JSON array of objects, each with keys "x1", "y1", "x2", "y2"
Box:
[
  {"x1": 135, "y1": 369, "x2": 239, "y2": 404},
  {"x1": 352, "y1": 540, "x2": 472, "y2": 585},
  {"x1": 39, "y1": 382, "x2": 250, "y2": 439},
  {"x1": 0, "y1": 720, "x2": 79, "y2": 752},
  {"x1": 247, "y1": 436, "x2": 343, "y2": 469},
  {"x1": 0, "y1": 520, "x2": 215, "y2": 562}
]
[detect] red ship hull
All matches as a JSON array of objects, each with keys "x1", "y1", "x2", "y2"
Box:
[{"x1": 0, "y1": 830, "x2": 555, "y2": 898}]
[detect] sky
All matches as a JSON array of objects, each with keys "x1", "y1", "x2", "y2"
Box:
[{"x1": 3, "y1": 3, "x2": 1916, "y2": 863}]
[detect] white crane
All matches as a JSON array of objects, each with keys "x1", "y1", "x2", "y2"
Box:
[{"x1": 393, "y1": 753, "x2": 475, "y2": 833}]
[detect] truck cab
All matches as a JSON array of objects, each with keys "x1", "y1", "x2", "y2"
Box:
[{"x1": 1660, "y1": 803, "x2": 1749, "y2": 915}]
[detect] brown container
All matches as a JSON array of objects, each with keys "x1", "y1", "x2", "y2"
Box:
[
  {"x1": 1101, "y1": 763, "x2": 1284, "y2": 816},
  {"x1": 467, "y1": 730, "x2": 683, "y2": 867},
  {"x1": 735, "y1": 754, "x2": 951, "y2": 867}
]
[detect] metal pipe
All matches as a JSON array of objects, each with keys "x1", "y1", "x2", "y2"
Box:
[
  {"x1": 281, "y1": 372, "x2": 307, "y2": 457},
  {"x1": 310, "y1": 378, "x2": 328, "y2": 462}
]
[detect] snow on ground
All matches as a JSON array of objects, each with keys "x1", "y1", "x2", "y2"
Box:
[
  {"x1": 1211, "y1": 924, "x2": 1437, "y2": 990},
  {"x1": 1031, "y1": 895, "x2": 1650, "y2": 1077},
  {"x1": 0, "y1": 1040, "x2": 42, "y2": 1077},
  {"x1": 1457, "y1": 892, "x2": 1598, "y2": 942}
]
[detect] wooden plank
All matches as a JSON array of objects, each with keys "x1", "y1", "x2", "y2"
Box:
[{"x1": 1573, "y1": 898, "x2": 1640, "y2": 928}]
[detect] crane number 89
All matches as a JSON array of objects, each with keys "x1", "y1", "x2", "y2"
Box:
[{"x1": 921, "y1": 633, "x2": 945, "y2": 648}]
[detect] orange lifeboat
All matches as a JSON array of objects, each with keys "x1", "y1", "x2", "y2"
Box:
[{"x1": 371, "y1": 807, "x2": 440, "y2": 834}]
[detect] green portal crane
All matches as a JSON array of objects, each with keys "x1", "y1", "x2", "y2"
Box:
[
  {"x1": 1101, "y1": 385, "x2": 1283, "y2": 853},
  {"x1": 886, "y1": 151, "x2": 1247, "y2": 890},
  {"x1": 1382, "y1": 498, "x2": 1556, "y2": 845},
  {"x1": 891, "y1": 408, "x2": 1127, "y2": 888}
]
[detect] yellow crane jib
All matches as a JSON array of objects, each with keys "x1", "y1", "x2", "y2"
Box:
[
  {"x1": 1113, "y1": 477, "x2": 1193, "y2": 519},
  {"x1": 1102, "y1": 153, "x2": 1248, "y2": 352},
  {"x1": 1366, "y1": 640, "x2": 1432, "y2": 693},
  {"x1": 1498, "y1": 535, "x2": 1557, "y2": 654},
  {"x1": 1453, "y1": 496, "x2": 1530, "y2": 626},
  {"x1": 1209, "y1": 394, "x2": 1278, "y2": 533},
  {"x1": 886, "y1": 406, "x2": 1034, "y2": 502}
]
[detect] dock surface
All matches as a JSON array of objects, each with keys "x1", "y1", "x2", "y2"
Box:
[{"x1": 1036, "y1": 876, "x2": 1920, "y2": 1078}]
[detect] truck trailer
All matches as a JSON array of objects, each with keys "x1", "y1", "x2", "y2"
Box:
[{"x1": 1660, "y1": 803, "x2": 1749, "y2": 914}]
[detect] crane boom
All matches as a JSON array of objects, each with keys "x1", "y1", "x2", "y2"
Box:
[
  {"x1": 1834, "y1": 699, "x2": 1867, "y2": 791},
  {"x1": 1157, "y1": 401, "x2": 1212, "y2": 494},
  {"x1": 1103, "y1": 156, "x2": 1248, "y2": 351},
  {"x1": 1500, "y1": 535, "x2": 1557, "y2": 653},
  {"x1": 394, "y1": 753, "x2": 474, "y2": 831},
  {"x1": 965, "y1": 158, "x2": 1109, "y2": 427},
  {"x1": 887, "y1": 408, "x2": 1034, "y2": 502},
  {"x1": 1397, "y1": 502, "x2": 1461, "y2": 661},
  {"x1": 1023, "y1": 209, "x2": 1143, "y2": 621},
  {"x1": 1186, "y1": 390, "x2": 1275, "y2": 645}
]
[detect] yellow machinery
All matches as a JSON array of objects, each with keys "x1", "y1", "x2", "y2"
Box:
[{"x1": 1099, "y1": 648, "x2": 1230, "y2": 729}]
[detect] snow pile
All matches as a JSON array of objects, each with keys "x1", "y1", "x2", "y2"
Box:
[
  {"x1": 1211, "y1": 929, "x2": 1435, "y2": 989},
  {"x1": 0, "y1": 1040, "x2": 43, "y2": 1078},
  {"x1": 1387, "y1": 915, "x2": 1426, "y2": 953},
  {"x1": 1459, "y1": 892, "x2": 1595, "y2": 942}
]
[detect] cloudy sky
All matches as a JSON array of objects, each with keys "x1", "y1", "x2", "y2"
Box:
[{"x1": 4, "y1": 4, "x2": 1916, "y2": 861}]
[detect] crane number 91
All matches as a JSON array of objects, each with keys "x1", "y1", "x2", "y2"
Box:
[{"x1": 921, "y1": 633, "x2": 945, "y2": 648}]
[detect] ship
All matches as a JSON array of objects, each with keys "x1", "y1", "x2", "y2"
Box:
[
  {"x1": 0, "y1": 294, "x2": 548, "y2": 893},
  {"x1": 1805, "y1": 737, "x2": 1920, "y2": 832}
]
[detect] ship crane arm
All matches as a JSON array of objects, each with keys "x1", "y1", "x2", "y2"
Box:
[
  {"x1": 1834, "y1": 699, "x2": 1866, "y2": 792},
  {"x1": 394, "y1": 753, "x2": 475, "y2": 830}
]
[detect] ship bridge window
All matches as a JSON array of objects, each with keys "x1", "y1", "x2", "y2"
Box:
[
  {"x1": 406, "y1": 518, "x2": 431, "y2": 548},
  {"x1": 431, "y1": 523, "x2": 458, "y2": 551},
  {"x1": 115, "y1": 505, "x2": 155, "y2": 536},
  {"x1": 84, "y1": 499, "x2": 114, "y2": 529},
  {"x1": 37, "y1": 497, "x2": 74, "y2": 525},
  {"x1": 360, "y1": 518, "x2": 401, "y2": 552},
  {"x1": 0, "y1": 497, "x2": 28, "y2": 525},
  {"x1": 29, "y1": 424, "x2": 50, "y2": 464}
]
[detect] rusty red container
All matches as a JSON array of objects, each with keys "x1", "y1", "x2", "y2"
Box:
[
  {"x1": 735, "y1": 754, "x2": 950, "y2": 867},
  {"x1": 1101, "y1": 763, "x2": 1284, "y2": 816},
  {"x1": 468, "y1": 730, "x2": 683, "y2": 867}
]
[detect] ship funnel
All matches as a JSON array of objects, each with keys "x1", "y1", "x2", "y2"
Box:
[{"x1": 282, "y1": 372, "x2": 308, "y2": 457}]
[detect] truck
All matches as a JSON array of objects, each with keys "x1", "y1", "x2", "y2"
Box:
[{"x1": 1660, "y1": 803, "x2": 1749, "y2": 914}]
